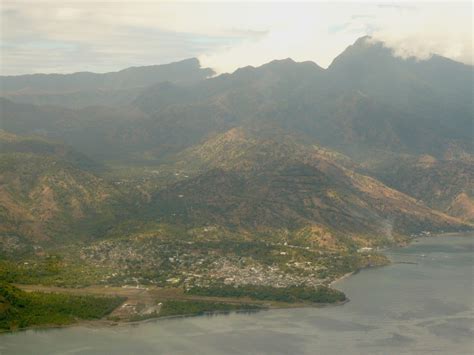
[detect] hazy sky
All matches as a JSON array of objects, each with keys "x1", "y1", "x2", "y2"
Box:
[{"x1": 1, "y1": 1, "x2": 472, "y2": 75}]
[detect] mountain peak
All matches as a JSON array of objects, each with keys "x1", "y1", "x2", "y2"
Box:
[
  {"x1": 119, "y1": 57, "x2": 203, "y2": 73},
  {"x1": 265, "y1": 58, "x2": 296, "y2": 66},
  {"x1": 260, "y1": 57, "x2": 323, "y2": 72},
  {"x1": 328, "y1": 36, "x2": 388, "y2": 70},
  {"x1": 352, "y1": 35, "x2": 375, "y2": 47}
]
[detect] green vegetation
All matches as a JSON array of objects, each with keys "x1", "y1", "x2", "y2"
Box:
[
  {"x1": 0, "y1": 283, "x2": 124, "y2": 332},
  {"x1": 0, "y1": 229, "x2": 390, "y2": 289},
  {"x1": 186, "y1": 284, "x2": 346, "y2": 304},
  {"x1": 0, "y1": 259, "x2": 111, "y2": 287},
  {"x1": 0, "y1": 38, "x2": 471, "y2": 332},
  {"x1": 158, "y1": 299, "x2": 262, "y2": 318}
]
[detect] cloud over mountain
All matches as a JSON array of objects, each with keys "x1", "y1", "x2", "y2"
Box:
[{"x1": 1, "y1": 1, "x2": 472, "y2": 74}]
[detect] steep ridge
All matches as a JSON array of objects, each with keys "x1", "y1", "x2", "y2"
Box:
[
  {"x1": 0, "y1": 37, "x2": 472, "y2": 238},
  {"x1": 0, "y1": 58, "x2": 214, "y2": 108},
  {"x1": 151, "y1": 127, "x2": 469, "y2": 241},
  {"x1": 131, "y1": 36, "x2": 473, "y2": 160},
  {"x1": 0, "y1": 132, "x2": 127, "y2": 246},
  {"x1": 322, "y1": 36, "x2": 473, "y2": 158},
  {"x1": 0, "y1": 98, "x2": 153, "y2": 160},
  {"x1": 366, "y1": 155, "x2": 474, "y2": 222},
  {"x1": 1, "y1": 37, "x2": 472, "y2": 162}
]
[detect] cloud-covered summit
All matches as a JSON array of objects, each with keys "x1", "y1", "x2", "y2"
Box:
[{"x1": 1, "y1": 1, "x2": 472, "y2": 75}]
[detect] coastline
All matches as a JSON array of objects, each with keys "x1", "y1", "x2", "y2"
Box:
[
  {"x1": 328, "y1": 231, "x2": 474, "y2": 289},
  {"x1": 5, "y1": 232, "x2": 470, "y2": 335},
  {"x1": 4, "y1": 234, "x2": 473, "y2": 354},
  {"x1": 0, "y1": 299, "x2": 351, "y2": 335},
  {"x1": 1, "y1": 286, "x2": 350, "y2": 335},
  {"x1": 329, "y1": 271, "x2": 356, "y2": 288}
]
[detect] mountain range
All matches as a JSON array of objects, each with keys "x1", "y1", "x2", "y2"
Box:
[{"x1": 0, "y1": 36, "x2": 472, "y2": 256}]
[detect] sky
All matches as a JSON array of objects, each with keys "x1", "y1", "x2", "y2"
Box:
[{"x1": 0, "y1": 1, "x2": 472, "y2": 75}]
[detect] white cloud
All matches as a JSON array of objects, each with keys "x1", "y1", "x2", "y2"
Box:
[
  {"x1": 199, "y1": 2, "x2": 473, "y2": 72},
  {"x1": 370, "y1": 3, "x2": 473, "y2": 65},
  {"x1": 0, "y1": 1, "x2": 472, "y2": 75}
]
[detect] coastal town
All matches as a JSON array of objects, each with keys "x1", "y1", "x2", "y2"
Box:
[{"x1": 71, "y1": 229, "x2": 389, "y2": 291}]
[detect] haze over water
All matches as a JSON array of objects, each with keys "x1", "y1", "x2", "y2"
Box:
[{"x1": 1, "y1": 235, "x2": 473, "y2": 355}]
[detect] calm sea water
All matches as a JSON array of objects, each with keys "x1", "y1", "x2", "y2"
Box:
[{"x1": 1, "y1": 235, "x2": 473, "y2": 355}]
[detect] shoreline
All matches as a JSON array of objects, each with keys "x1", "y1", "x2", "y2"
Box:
[
  {"x1": 329, "y1": 271, "x2": 356, "y2": 288},
  {"x1": 0, "y1": 299, "x2": 351, "y2": 335},
  {"x1": 328, "y1": 231, "x2": 473, "y2": 289},
  {"x1": 2, "y1": 282, "x2": 351, "y2": 335},
  {"x1": 0, "y1": 250, "x2": 398, "y2": 335},
  {"x1": 4, "y1": 232, "x2": 469, "y2": 335},
  {"x1": 0, "y1": 309, "x2": 263, "y2": 335}
]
